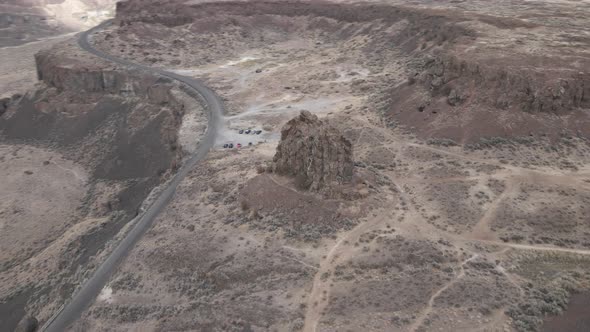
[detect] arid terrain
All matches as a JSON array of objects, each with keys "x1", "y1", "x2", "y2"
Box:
[
  {"x1": 1, "y1": 1, "x2": 590, "y2": 332},
  {"x1": 0, "y1": 0, "x2": 117, "y2": 98},
  {"x1": 0, "y1": 0, "x2": 115, "y2": 47}
]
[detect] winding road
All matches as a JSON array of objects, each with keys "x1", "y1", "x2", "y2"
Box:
[{"x1": 42, "y1": 20, "x2": 224, "y2": 332}]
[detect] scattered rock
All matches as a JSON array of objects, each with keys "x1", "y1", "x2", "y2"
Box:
[{"x1": 273, "y1": 111, "x2": 353, "y2": 193}]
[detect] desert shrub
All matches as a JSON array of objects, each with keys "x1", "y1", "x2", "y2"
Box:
[
  {"x1": 427, "y1": 138, "x2": 458, "y2": 147},
  {"x1": 506, "y1": 275, "x2": 580, "y2": 332},
  {"x1": 290, "y1": 318, "x2": 304, "y2": 331},
  {"x1": 256, "y1": 165, "x2": 266, "y2": 174},
  {"x1": 111, "y1": 273, "x2": 143, "y2": 292},
  {"x1": 466, "y1": 136, "x2": 536, "y2": 150},
  {"x1": 240, "y1": 199, "x2": 250, "y2": 211}
]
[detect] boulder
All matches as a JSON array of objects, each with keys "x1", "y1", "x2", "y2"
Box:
[{"x1": 273, "y1": 111, "x2": 353, "y2": 193}]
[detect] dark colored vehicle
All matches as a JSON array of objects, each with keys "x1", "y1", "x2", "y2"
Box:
[
  {"x1": 245, "y1": 129, "x2": 251, "y2": 134},
  {"x1": 255, "y1": 130, "x2": 262, "y2": 135},
  {"x1": 223, "y1": 143, "x2": 228, "y2": 148},
  {"x1": 239, "y1": 129, "x2": 244, "y2": 134},
  {"x1": 248, "y1": 142, "x2": 253, "y2": 146},
  {"x1": 228, "y1": 143, "x2": 234, "y2": 148}
]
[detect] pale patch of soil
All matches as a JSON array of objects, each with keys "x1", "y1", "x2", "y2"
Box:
[
  {"x1": 20, "y1": 1, "x2": 590, "y2": 331},
  {"x1": 172, "y1": 88, "x2": 207, "y2": 155},
  {"x1": 0, "y1": 144, "x2": 88, "y2": 268},
  {"x1": 0, "y1": 33, "x2": 72, "y2": 98}
]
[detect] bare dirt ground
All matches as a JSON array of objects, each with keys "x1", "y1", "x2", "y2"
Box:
[
  {"x1": 0, "y1": 144, "x2": 88, "y2": 268},
  {"x1": 64, "y1": 1, "x2": 590, "y2": 331},
  {"x1": 2, "y1": 0, "x2": 590, "y2": 331},
  {"x1": 0, "y1": 0, "x2": 116, "y2": 47},
  {"x1": 0, "y1": 0, "x2": 117, "y2": 97},
  {"x1": 0, "y1": 33, "x2": 74, "y2": 98},
  {"x1": 0, "y1": 15, "x2": 207, "y2": 331}
]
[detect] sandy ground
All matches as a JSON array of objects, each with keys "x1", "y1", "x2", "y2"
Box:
[
  {"x1": 0, "y1": 33, "x2": 75, "y2": 98},
  {"x1": 0, "y1": 0, "x2": 116, "y2": 47},
  {"x1": 0, "y1": 144, "x2": 94, "y2": 330},
  {"x1": 0, "y1": 0, "x2": 116, "y2": 96},
  {"x1": 173, "y1": 87, "x2": 208, "y2": 155},
  {"x1": 75, "y1": 5, "x2": 590, "y2": 330},
  {"x1": 1, "y1": 0, "x2": 589, "y2": 331},
  {"x1": 0, "y1": 144, "x2": 88, "y2": 267},
  {"x1": 0, "y1": 15, "x2": 207, "y2": 331},
  {"x1": 43, "y1": 0, "x2": 113, "y2": 31}
]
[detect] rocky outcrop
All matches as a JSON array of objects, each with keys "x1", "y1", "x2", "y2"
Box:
[
  {"x1": 34, "y1": 49, "x2": 179, "y2": 107},
  {"x1": 273, "y1": 111, "x2": 353, "y2": 193},
  {"x1": 421, "y1": 54, "x2": 590, "y2": 114},
  {"x1": 2, "y1": 37, "x2": 189, "y2": 201}
]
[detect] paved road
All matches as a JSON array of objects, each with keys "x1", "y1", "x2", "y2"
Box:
[{"x1": 42, "y1": 20, "x2": 224, "y2": 332}]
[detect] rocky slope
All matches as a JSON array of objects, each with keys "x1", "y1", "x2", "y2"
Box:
[
  {"x1": 418, "y1": 54, "x2": 590, "y2": 115},
  {"x1": 105, "y1": 0, "x2": 590, "y2": 143},
  {"x1": 0, "y1": 0, "x2": 116, "y2": 47},
  {"x1": 0, "y1": 37, "x2": 195, "y2": 331},
  {"x1": 273, "y1": 111, "x2": 353, "y2": 194},
  {"x1": 2, "y1": 38, "x2": 186, "y2": 182}
]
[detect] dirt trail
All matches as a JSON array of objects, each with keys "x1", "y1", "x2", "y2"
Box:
[
  {"x1": 409, "y1": 254, "x2": 479, "y2": 332},
  {"x1": 50, "y1": 161, "x2": 88, "y2": 183},
  {"x1": 403, "y1": 174, "x2": 490, "y2": 185},
  {"x1": 405, "y1": 143, "x2": 504, "y2": 167},
  {"x1": 302, "y1": 211, "x2": 392, "y2": 332},
  {"x1": 483, "y1": 241, "x2": 590, "y2": 256},
  {"x1": 300, "y1": 172, "x2": 455, "y2": 332},
  {"x1": 468, "y1": 176, "x2": 518, "y2": 241},
  {"x1": 405, "y1": 143, "x2": 589, "y2": 186},
  {"x1": 246, "y1": 236, "x2": 319, "y2": 271}
]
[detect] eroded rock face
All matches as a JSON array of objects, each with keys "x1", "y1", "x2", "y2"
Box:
[
  {"x1": 422, "y1": 54, "x2": 590, "y2": 114},
  {"x1": 273, "y1": 111, "x2": 353, "y2": 193},
  {"x1": 34, "y1": 46, "x2": 179, "y2": 107}
]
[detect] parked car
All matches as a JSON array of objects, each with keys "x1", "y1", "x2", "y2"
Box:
[
  {"x1": 223, "y1": 143, "x2": 228, "y2": 148},
  {"x1": 245, "y1": 129, "x2": 251, "y2": 134},
  {"x1": 228, "y1": 143, "x2": 234, "y2": 148},
  {"x1": 255, "y1": 130, "x2": 262, "y2": 135},
  {"x1": 248, "y1": 142, "x2": 253, "y2": 146},
  {"x1": 239, "y1": 129, "x2": 244, "y2": 134},
  {"x1": 237, "y1": 143, "x2": 242, "y2": 148}
]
